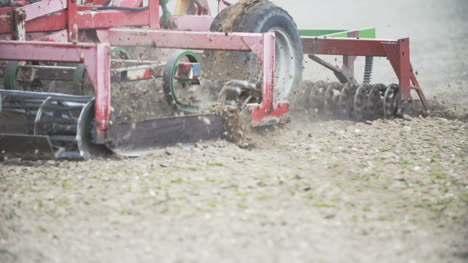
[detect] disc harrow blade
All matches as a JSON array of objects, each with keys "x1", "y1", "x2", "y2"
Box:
[
  {"x1": 323, "y1": 82, "x2": 343, "y2": 118},
  {"x1": 303, "y1": 81, "x2": 400, "y2": 121},
  {"x1": 337, "y1": 83, "x2": 357, "y2": 119},
  {"x1": 307, "y1": 80, "x2": 327, "y2": 119},
  {"x1": 384, "y1": 84, "x2": 399, "y2": 119}
]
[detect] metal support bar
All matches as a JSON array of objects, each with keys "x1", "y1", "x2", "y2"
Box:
[
  {"x1": 67, "y1": 0, "x2": 78, "y2": 41},
  {"x1": 308, "y1": 54, "x2": 349, "y2": 84},
  {"x1": 34, "y1": 29, "x2": 68, "y2": 42},
  {"x1": 103, "y1": 29, "x2": 265, "y2": 51},
  {"x1": 149, "y1": 0, "x2": 160, "y2": 29},
  {"x1": 302, "y1": 37, "x2": 393, "y2": 57},
  {"x1": 21, "y1": 0, "x2": 67, "y2": 22},
  {"x1": 251, "y1": 32, "x2": 288, "y2": 125}
]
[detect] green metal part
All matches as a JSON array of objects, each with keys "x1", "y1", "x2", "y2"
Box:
[
  {"x1": 159, "y1": 0, "x2": 172, "y2": 28},
  {"x1": 72, "y1": 64, "x2": 86, "y2": 92},
  {"x1": 164, "y1": 50, "x2": 201, "y2": 113},
  {"x1": 298, "y1": 29, "x2": 345, "y2": 37},
  {"x1": 4, "y1": 61, "x2": 20, "y2": 89},
  {"x1": 111, "y1": 47, "x2": 130, "y2": 60},
  {"x1": 299, "y1": 28, "x2": 376, "y2": 39}
]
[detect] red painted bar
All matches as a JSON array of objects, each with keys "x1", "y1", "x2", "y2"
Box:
[
  {"x1": 0, "y1": 41, "x2": 96, "y2": 62},
  {"x1": 21, "y1": 0, "x2": 67, "y2": 22},
  {"x1": 67, "y1": 0, "x2": 78, "y2": 41},
  {"x1": 106, "y1": 29, "x2": 265, "y2": 51},
  {"x1": 0, "y1": 13, "x2": 67, "y2": 34},
  {"x1": 34, "y1": 29, "x2": 68, "y2": 42},
  {"x1": 302, "y1": 37, "x2": 398, "y2": 57},
  {"x1": 149, "y1": 0, "x2": 160, "y2": 29},
  {"x1": 119, "y1": 0, "x2": 143, "y2": 8},
  {"x1": 92, "y1": 43, "x2": 112, "y2": 136},
  {"x1": 0, "y1": 9, "x2": 151, "y2": 34},
  {"x1": 76, "y1": 10, "x2": 150, "y2": 29},
  {"x1": 252, "y1": 32, "x2": 277, "y2": 124}
]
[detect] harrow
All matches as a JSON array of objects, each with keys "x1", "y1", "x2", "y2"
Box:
[
  {"x1": 302, "y1": 81, "x2": 401, "y2": 121},
  {"x1": 0, "y1": 0, "x2": 429, "y2": 160}
]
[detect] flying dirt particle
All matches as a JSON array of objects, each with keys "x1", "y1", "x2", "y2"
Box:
[
  {"x1": 200, "y1": 116, "x2": 211, "y2": 126},
  {"x1": 209, "y1": 105, "x2": 254, "y2": 149},
  {"x1": 164, "y1": 148, "x2": 175, "y2": 156}
]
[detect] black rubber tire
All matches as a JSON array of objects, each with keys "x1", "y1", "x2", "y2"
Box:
[{"x1": 204, "y1": 1, "x2": 303, "y2": 101}]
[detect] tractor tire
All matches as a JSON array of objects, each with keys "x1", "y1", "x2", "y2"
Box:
[{"x1": 203, "y1": 1, "x2": 303, "y2": 102}]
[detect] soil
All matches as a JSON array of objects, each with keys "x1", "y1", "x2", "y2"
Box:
[
  {"x1": 111, "y1": 79, "x2": 176, "y2": 123},
  {"x1": 1, "y1": 1, "x2": 468, "y2": 263},
  {"x1": 209, "y1": 105, "x2": 254, "y2": 148},
  {"x1": 1, "y1": 115, "x2": 467, "y2": 263},
  {"x1": 215, "y1": 0, "x2": 267, "y2": 33}
]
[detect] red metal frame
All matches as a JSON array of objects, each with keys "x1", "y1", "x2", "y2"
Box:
[
  {"x1": 0, "y1": 30, "x2": 280, "y2": 137},
  {"x1": 98, "y1": 29, "x2": 282, "y2": 126},
  {"x1": 0, "y1": 0, "x2": 428, "y2": 144},
  {"x1": 302, "y1": 37, "x2": 428, "y2": 109}
]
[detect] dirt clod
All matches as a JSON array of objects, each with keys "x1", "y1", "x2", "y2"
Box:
[
  {"x1": 210, "y1": 105, "x2": 254, "y2": 148},
  {"x1": 216, "y1": 0, "x2": 268, "y2": 33}
]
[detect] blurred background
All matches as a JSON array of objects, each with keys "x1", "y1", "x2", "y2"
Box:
[
  {"x1": 198, "y1": 0, "x2": 468, "y2": 106},
  {"x1": 274, "y1": 0, "x2": 468, "y2": 107}
]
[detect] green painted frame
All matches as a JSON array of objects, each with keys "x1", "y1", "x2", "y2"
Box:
[{"x1": 299, "y1": 28, "x2": 376, "y2": 39}]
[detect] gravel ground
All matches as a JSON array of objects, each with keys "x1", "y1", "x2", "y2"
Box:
[
  {"x1": 2, "y1": 1, "x2": 468, "y2": 262},
  {"x1": 1, "y1": 116, "x2": 467, "y2": 263}
]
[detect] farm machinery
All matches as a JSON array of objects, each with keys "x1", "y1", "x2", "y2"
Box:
[{"x1": 0, "y1": 0, "x2": 429, "y2": 160}]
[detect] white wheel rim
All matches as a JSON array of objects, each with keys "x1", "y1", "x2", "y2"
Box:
[{"x1": 269, "y1": 27, "x2": 297, "y2": 101}]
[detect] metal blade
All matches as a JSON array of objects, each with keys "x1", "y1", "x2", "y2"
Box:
[
  {"x1": 106, "y1": 114, "x2": 224, "y2": 153},
  {"x1": 0, "y1": 134, "x2": 55, "y2": 160}
]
